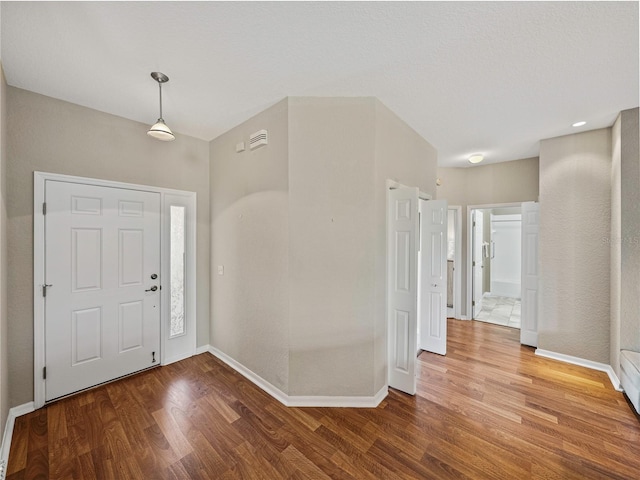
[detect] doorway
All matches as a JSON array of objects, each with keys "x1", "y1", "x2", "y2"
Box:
[
  {"x1": 468, "y1": 205, "x2": 522, "y2": 329},
  {"x1": 34, "y1": 172, "x2": 197, "y2": 408}
]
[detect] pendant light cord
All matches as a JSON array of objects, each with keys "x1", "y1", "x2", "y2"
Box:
[{"x1": 158, "y1": 82, "x2": 163, "y2": 121}]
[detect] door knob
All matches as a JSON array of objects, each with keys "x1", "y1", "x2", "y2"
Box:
[
  {"x1": 150, "y1": 273, "x2": 158, "y2": 280},
  {"x1": 145, "y1": 285, "x2": 158, "y2": 292}
]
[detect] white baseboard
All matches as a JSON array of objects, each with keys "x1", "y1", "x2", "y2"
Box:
[
  {"x1": 535, "y1": 349, "x2": 623, "y2": 392},
  {"x1": 194, "y1": 344, "x2": 210, "y2": 355},
  {"x1": 206, "y1": 346, "x2": 387, "y2": 408},
  {"x1": 162, "y1": 350, "x2": 197, "y2": 366},
  {"x1": 0, "y1": 401, "x2": 35, "y2": 477},
  {"x1": 287, "y1": 386, "x2": 388, "y2": 408},
  {"x1": 520, "y1": 331, "x2": 538, "y2": 348},
  {"x1": 208, "y1": 346, "x2": 290, "y2": 405}
]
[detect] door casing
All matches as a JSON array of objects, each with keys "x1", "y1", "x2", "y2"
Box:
[
  {"x1": 33, "y1": 172, "x2": 197, "y2": 409},
  {"x1": 448, "y1": 206, "x2": 463, "y2": 320}
]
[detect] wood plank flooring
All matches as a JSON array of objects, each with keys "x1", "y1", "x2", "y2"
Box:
[{"x1": 7, "y1": 319, "x2": 640, "y2": 479}]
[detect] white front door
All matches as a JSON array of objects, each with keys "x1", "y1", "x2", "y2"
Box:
[
  {"x1": 388, "y1": 187, "x2": 419, "y2": 395},
  {"x1": 45, "y1": 181, "x2": 161, "y2": 401},
  {"x1": 419, "y1": 199, "x2": 448, "y2": 355},
  {"x1": 472, "y1": 210, "x2": 484, "y2": 318},
  {"x1": 520, "y1": 202, "x2": 540, "y2": 347}
]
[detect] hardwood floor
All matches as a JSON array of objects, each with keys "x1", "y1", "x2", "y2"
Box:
[{"x1": 7, "y1": 319, "x2": 640, "y2": 479}]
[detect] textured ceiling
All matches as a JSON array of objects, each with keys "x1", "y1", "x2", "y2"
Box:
[{"x1": 1, "y1": 2, "x2": 638, "y2": 167}]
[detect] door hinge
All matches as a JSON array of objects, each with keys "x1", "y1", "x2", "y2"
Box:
[
  {"x1": 472, "y1": 261, "x2": 476, "y2": 267},
  {"x1": 42, "y1": 284, "x2": 52, "y2": 297},
  {"x1": 473, "y1": 221, "x2": 476, "y2": 227},
  {"x1": 472, "y1": 301, "x2": 476, "y2": 306},
  {"x1": 42, "y1": 202, "x2": 46, "y2": 215},
  {"x1": 43, "y1": 366, "x2": 46, "y2": 380}
]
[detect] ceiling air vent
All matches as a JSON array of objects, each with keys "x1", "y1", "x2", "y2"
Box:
[{"x1": 249, "y1": 129, "x2": 268, "y2": 150}]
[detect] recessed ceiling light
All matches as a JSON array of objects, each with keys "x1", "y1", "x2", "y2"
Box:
[
  {"x1": 468, "y1": 154, "x2": 484, "y2": 164},
  {"x1": 572, "y1": 121, "x2": 586, "y2": 127}
]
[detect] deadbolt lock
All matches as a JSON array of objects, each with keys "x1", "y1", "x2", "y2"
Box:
[{"x1": 151, "y1": 273, "x2": 158, "y2": 279}]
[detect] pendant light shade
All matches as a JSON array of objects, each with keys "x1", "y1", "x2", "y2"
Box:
[
  {"x1": 147, "y1": 72, "x2": 175, "y2": 142},
  {"x1": 148, "y1": 119, "x2": 175, "y2": 141}
]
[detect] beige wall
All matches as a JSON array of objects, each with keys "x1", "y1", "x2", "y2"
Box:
[
  {"x1": 210, "y1": 97, "x2": 438, "y2": 398},
  {"x1": 610, "y1": 114, "x2": 622, "y2": 377},
  {"x1": 7, "y1": 87, "x2": 210, "y2": 406},
  {"x1": 209, "y1": 99, "x2": 290, "y2": 393},
  {"x1": 619, "y1": 108, "x2": 640, "y2": 357},
  {"x1": 373, "y1": 100, "x2": 438, "y2": 391},
  {"x1": 288, "y1": 98, "x2": 377, "y2": 396},
  {"x1": 539, "y1": 128, "x2": 611, "y2": 363},
  {"x1": 0, "y1": 64, "x2": 9, "y2": 441},
  {"x1": 436, "y1": 157, "x2": 539, "y2": 317}
]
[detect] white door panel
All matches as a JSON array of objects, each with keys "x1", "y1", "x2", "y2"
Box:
[
  {"x1": 520, "y1": 202, "x2": 539, "y2": 347},
  {"x1": 388, "y1": 187, "x2": 419, "y2": 395},
  {"x1": 472, "y1": 210, "x2": 484, "y2": 318},
  {"x1": 45, "y1": 181, "x2": 161, "y2": 401},
  {"x1": 419, "y1": 199, "x2": 448, "y2": 355}
]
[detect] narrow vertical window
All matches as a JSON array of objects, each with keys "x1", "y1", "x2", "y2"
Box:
[{"x1": 170, "y1": 206, "x2": 185, "y2": 337}]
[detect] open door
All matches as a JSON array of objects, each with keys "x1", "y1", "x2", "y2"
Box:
[
  {"x1": 472, "y1": 210, "x2": 484, "y2": 318},
  {"x1": 419, "y1": 199, "x2": 448, "y2": 355},
  {"x1": 388, "y1": 186, "x2": 419, "y2": 395},
  {"x1": 520, "y1": 202, "x2": 539, "y2": 346}
]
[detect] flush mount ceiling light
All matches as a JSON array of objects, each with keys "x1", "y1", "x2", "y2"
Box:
[
  {"x1": 572, "y1": 121, "x2": 587, "y2": 127},
  {"x1": 147, "y1": 72, "x2": 175, "y2": 142},
  {"x1": 468, "y1": 154, "x2": 484, "y2": 164}
]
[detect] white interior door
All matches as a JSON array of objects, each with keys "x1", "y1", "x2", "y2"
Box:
[
  {"x1": 388, "y1": 186, "x2": 419, "y2": 395},
  {"x1": 45, "y1": 181, "x2": 161, "y2": 401},
  {"x1": 520, "y1": 202, "x2": 540, "y2": 347},
  {"x1": 419, "y1": 199, "x2": 448, "y2": 355},
  {"x1": 472, "y1": 210, "x2": 484, "y2": 318}
]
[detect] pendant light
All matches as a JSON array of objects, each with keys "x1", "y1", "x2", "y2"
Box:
[{"x1": 147, "y1": 72, "x2": 175, "y2": 141}]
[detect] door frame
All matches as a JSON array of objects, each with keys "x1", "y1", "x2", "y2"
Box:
[
  {"x1": 449, "y1": 206, "x2": 462, "y2": 320},
  {"x1": 33, "y1": 172, "x2": 197, "y2": 409},
  {"x1": 466, "y1": 203, "x2": 521, "y2": 322}
]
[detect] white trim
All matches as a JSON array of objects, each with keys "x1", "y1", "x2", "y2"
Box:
[
  {"x1": 449, "y1": 206, "x2": 463, "y2": 319},
  {"x1": 0, "y1": 402, "x2": 36, "y2": 474},
  {"x1": 33, "y1": 174, "x2": 46, "y2": 410},
  {"x1": 33, "y1": 171, "x2": 197, "y2": 409},
  {"x1": 208, "y1": 346, "x2": 387, "y2": 408},
  {"x1": 208, "y1": 346, "x2": 290, "y2": 405},
  {"x1": 288, "y1": 386, "x2": 389, "y2": 408},
  {"x1": 520, "y1": 331, "x2": 538, "y2": 347},
  {"x1": 161, "y1": 352, "x2": 195, "y2": 367},
  {"x1": 194, "y1": 345, "x2": 210, "y2": 355},
  {"x1": 386, "y1": 179, "x2": 431, "y2": 201},
  {"x1": 609, "y1": 368, "x2": 623, "y2": 392},
  {"x1": 535, "y1": 349, "x2": 623, "y2": 392}
]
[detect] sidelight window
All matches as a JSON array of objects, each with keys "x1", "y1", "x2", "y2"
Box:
[{"x1": 170, "y1": 205, "x2": 186, "y2": 337}]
